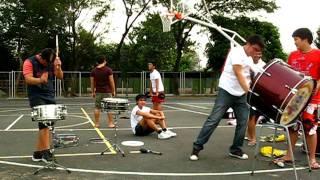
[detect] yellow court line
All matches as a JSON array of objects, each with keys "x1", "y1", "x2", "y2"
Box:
[{"x1": 80, "y1": 108, "x2": 116, "y2": 154}]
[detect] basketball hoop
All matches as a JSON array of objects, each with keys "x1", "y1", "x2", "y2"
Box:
[
  {"x1": 160, "y1": 11, "x2": 184, "y2": 32},
  {"x1": 160, "y1": 12, "x2": 175, "y2": 32}
]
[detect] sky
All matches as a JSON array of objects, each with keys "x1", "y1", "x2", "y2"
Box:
[
  {"x1": 257, "y1": 0, "x2": 319, "y2": 53},
  {"x1": 82, "y1": 0, "x2": 320, "y2": 67}
]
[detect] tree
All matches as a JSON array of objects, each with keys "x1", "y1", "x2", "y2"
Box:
[
  {"x1": 206, "y1": 15, "x2": 287, "y2": 72},
  {"x1": 113, "y1": 0, "x2": 154, "y2": 70},
  {"x1": 128, "y1": 13, "x2": 197, "y2": 71}
]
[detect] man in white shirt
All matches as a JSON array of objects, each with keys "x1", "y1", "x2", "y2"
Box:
[
  {"x1": 148, "y1": 62, "x2": 165, "y2": 110},
  {"x1": 130, "y1": 94, "x2": 176, "y2": 139},
  {"x1": 190, "y1": 35, "x2": 265, "y2": 161}
]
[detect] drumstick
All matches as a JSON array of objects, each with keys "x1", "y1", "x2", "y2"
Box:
[
  {"x1": 55, "y1": 35, "x2": 59, "y2": 57},
  {"x1": 81, "y1": 108, "x2": 116, "y2": 154}
]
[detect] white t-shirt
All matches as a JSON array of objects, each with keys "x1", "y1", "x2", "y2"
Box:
[
  {"x1": 150, "y1": 69, "x2": 164, "y2": 92},
  {"x1": 130, "y1": 105, "x2": 151, "y2": 134},
  {"x1": 218, "y1": 46, "x2": 253, "y2": 96}
]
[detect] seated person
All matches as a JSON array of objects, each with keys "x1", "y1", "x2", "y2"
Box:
[{"x1": 130, "y1": 94, "x2": 176, "y2": 139}]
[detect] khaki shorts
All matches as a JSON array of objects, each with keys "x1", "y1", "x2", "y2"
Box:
[{"x1": 95, "y1": 93, "x2": 112, "y2": 109}]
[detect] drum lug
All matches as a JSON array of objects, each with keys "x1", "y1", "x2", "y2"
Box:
[
  {"x1": 285, "y1": 85, "x2": 298, "y2": 94},
  {"x1": 249, "y1": 90, "x2": 259, "y2": 97},
  {"x1": 262, "y1": 71, "x2": 271, "y2": 77},
  {"x1": 272, "y1": 105, "x2": 283, "y2": 114}
]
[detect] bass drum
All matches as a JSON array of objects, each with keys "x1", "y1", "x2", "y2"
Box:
[{"x1": 248, "y1": 59, "x2": 315, "y2": 125}]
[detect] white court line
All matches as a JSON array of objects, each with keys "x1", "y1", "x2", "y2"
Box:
[
  {"x1": 0, "y1": 108, "x2": 30, "y2": 113},
  {"x1": 176, "y1": 103, "x2": 211, "y2": 110},
  {"x1": 0, "y1": 126, "x2": 238, "y2": 132},
  {"x1": 0, "y1": 152, "x2": 113, "y2": 159},
  {"x1": 4, "y1": 115, "x2": 24, "y2": 131},
  {"x1": 0, "y1": 160, "x2": 309, "y2": 176},
  {"x1": 163, "y1": 105, "x2": 209, "y2": 116}
]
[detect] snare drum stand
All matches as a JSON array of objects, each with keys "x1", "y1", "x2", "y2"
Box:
[
  {"x1": 101, "y1": 111, "x2": 125, "y2": 157},
  {"x1": 34, "y1": 120, "x2": 71, "y2": 174}
]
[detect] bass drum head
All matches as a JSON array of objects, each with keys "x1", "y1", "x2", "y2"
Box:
[{"x1": 280, "y1": 80, "x2": 314, "y2": 125}]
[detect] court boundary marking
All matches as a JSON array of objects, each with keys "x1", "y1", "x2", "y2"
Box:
[{"x1": 0, "y1": 160, "x2": 310, "y2": 177}]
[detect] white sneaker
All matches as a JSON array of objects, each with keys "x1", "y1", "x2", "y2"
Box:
[
  {"x1": 189, "y1": 154, "x2": 199, "y2": 161},
  {"x1": 165, "y1": 130, "x2": 177, "y2": 137},
  {"x1": 158, "y1": 131, "x2": 171, "y2": 139},
  {"x1": 227, "y1": 119, "x2": 237, "y2": 126}
]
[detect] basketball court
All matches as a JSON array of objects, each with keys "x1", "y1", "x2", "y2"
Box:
[{"x1": 0, "y1": 97, "x2": 319, "y2": 180}]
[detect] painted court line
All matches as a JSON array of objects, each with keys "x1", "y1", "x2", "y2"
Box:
[
  {"x1": 0, "y1": 152, "x2": 113, "y2": 159},
  {"x1": 176, "y1": 103, "x2": 211, "y2": 110},
  {"x1": 0, "y1": 126, "x2": 238, "y2": 132},
  {"x1": 0, "y1": 160, "x2": 309, "y2": 176},
  {"x1": 81, "y1": 108, "x2": 116, "y2": 154},
  {"x1": 4, "y1": 115, "x2": 24, "y2": 131},
  {"x1": 163, "y1": 105, "x2": 209, "y2": 116}
]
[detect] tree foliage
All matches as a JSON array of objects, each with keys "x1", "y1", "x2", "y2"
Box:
[
  {"x1": 128, "y1": 13, "x2": 197, "y2": 71},
  {"x1": 0, "y1": 0, "x2": 111, "y2": 71},
  {"x1": 206, "y1": 15, "x2": 287, "y2": 72}
]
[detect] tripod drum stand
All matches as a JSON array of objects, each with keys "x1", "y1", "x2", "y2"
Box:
[
  {"x1": 100, "y1": 98, "x2": 129, "y2": 157},
  {"x1": 31, "y1": 104, "x2": 70, "y2": 174}
]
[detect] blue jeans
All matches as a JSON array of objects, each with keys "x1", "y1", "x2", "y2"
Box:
[{"x1": 193, "y1": 88, "x2": 249, "y2": 153}]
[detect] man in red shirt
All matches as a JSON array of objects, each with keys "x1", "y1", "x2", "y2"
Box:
[
  {"x1": 274, "y1": 28, "x2": 320, "y2": 169},
  {"x1": 90, "y1": 56, "x2": 115, "y2": 128}
]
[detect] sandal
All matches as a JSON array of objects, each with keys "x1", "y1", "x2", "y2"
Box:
[
  {"x1": 310, "y1": 161, "x2": 320, "y2": 170},
  {"x1": 273, "y1": 158, "x2": 292, "y2": 168}
]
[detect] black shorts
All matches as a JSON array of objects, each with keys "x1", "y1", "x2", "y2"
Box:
[
  {"x1": 30, "y1": 98, "x2": 56, "y2": 130},
  {"x1": 134, "y1": 123, "x2": 154, "y2": 136}
]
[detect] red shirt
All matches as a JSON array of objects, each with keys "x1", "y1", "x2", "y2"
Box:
[
  {"x1": 90, "y1": 66, "x2": 113, "y2": 93},
  {"x1": 288, "y1": 49, "x2": 320, "y2": 103}
]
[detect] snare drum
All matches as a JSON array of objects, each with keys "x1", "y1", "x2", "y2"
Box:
[
  {"x1": 248, "y1": 59, "x2": 315, "y2": 125},
  {"x1": 31, "y1": 104, "x2": 67, "y2": 121},
  {"x1": 101, "y1": 98, "x2": 129, "y2": 112}
]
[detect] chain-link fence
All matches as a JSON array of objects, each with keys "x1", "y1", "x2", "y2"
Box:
[{"x1": 0, "y1": 71, "x2": 219, "y2": 98}]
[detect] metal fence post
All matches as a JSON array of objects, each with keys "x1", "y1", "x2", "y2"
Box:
[{"x1": 79, "y1": 72, "x2": 81, "y2": 97}]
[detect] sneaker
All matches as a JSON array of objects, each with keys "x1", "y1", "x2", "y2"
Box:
[
  {"x1": 41, "y1": 149, "x2": 53, "y2": 163},
  {"x1": 158, "y1": 131, "x2": 171, "y2": 139},
  {"x1": 165, "y1": 129, "x2": 177, "y2": 137},
  {"x1": 189, "y1": 148, "x2": 200, "y2": 161},
  {"x1": 227, "y1": 119, "x2": 237, "y2": 126},
  {"x1": 32, "y1": 151, "x2": 43, "y2": 162},
  {"x1": 229, "y1": 150, "x2": 248, "y2": 160}
]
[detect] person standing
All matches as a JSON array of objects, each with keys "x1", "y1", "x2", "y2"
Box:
[
  {"x1": 189, "y1": 35, "x2": 265, "y2": 161},
  {"x1": 90, "y1": 56, "x2": 116, "y2": 128},
  {"x1": 273, "y1": 28, "x2": 320, "y2": 169},
  {"x1": 23, "y1": 48, "x2": 63, "y2": 162},
  {"x1": 148, "y1": 62, "x2": 165, "y2": 111}
]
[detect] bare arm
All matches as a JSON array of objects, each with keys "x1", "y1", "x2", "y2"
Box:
[
  {"x1": 233, "y1": 64, "x2": 249, "y2": 93},
  {"x1": 90, "y1": 77, "x2": 95, "y2": 97},
  {"x1": 316, "y1": 79, "x2": 320, "y2": 92},
  {"x1": 53, "y1": 57, "x2": 63, "y2": 79},
  {"x1": 155, "y1": 79, "x2": 159, "y2": 95},
  {"x1": 24, "y1": 73, "x2": 48, "y2": 85},
  {"x1": 136, "y1": 110, "x2": 162, "y2": 119},
  {"x1": 109, "y1": 75, "x2": 115, "y2": 96}
]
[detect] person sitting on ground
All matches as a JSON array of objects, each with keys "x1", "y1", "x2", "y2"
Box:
[{"x1": 130, "y1": 94, "x2": 176, "y2": 139}]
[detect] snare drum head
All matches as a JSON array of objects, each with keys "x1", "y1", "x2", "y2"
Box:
[
  {"x1": 102, "y1": 98, "x2": 128, "y2": 103},
  {"x1": 280, "y1": 80, "x2": 314, "y2": 125}
]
